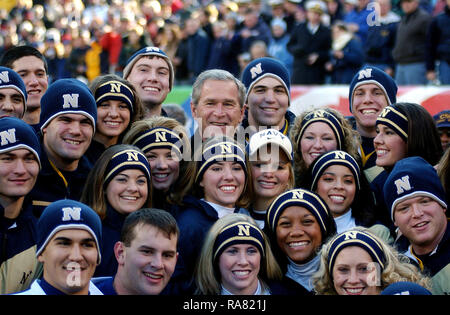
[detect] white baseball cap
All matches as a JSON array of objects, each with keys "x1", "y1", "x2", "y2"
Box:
[{"x1": 248, "y1": 129, "x2": 293, "y2": 161}]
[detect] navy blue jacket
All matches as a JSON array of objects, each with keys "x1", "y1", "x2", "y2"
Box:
[
  {"x1": 426, "y1": 5, "x2": 450, "y2": 70},
  {"x1": 28, "y1": 148, "x2": 93, "y2": 218},
  {"x1": 365, "y1": 20, "x2": 398, "y2": 68},
  {"x1": 94, "y1": 205, "x2": 127, "y2": 277}
]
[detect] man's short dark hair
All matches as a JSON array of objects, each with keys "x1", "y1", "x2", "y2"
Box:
[
  {"x1": 121, "y1": 208, "x2": 179, "y2": 247},
  {"x1": 0, "y1": 45, "x2": 48, "y2": 74}
]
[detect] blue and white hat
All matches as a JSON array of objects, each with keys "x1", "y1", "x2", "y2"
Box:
[
  {"x1": 122, "y1": 46, "x2": 174, "y2": 90},
  {"x1": 311, "y1": 150, "x2": 360, "y2": 191},
  {"x1": 247, "y1": 128, "x2": 293, "y2": 162},
  {"x1": 0, "y1": 116, "x2": 41, "y2": 168},
  {"x1": 266, "y1": 188, "x2": 335, "y2": 238},
  {"x1": 376, "y1": 104, "x2": 408, "y2": 142},
  {"x1": 381, "y1": 281, "x2": 432, "y2": 295},
  {"x1": 39, "y1": 79, "x2": 97, "y2": 133},
  {"x1": 383, "y1": 156, "x2": 447, "y2": 222},
  {"x1": 241, "y1": 57, "x2": 291, "y2": 105},
  {"x1": 103, "y1": 148, "x2": 152, "y2": 189},
  {"x1": 349, "y1": 66, "x2": 397, "y2": 113},
  {"x1": 36, "y1": 199, "x2": 103, "y2": 264},
  {"x1": 0, "y1": 66, "x2": 27, "y2": 115}
]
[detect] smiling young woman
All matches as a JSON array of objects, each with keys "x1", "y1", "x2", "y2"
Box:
[{"x1": 80, "y1": 144, "x2": 152, "y2": 277}]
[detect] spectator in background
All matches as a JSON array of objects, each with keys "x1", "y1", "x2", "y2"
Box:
[
  {"x1": 67, "y1": 32, "x2": 91, "y2": 83},
  {"x1": 364, "y1": 0, "x2": 400, "y2": 77},
  {"x1": 283, "y1": 0, "x2": 306, "y2": 34},
  {"x1": 249, "y1": 40, "x2": 270, "y2": 60},
  {"x1": 162, "y1": 103, "x2": 187, "y2": 126},
  {"x1": 173, "y1": 21, "x2": 190, "y2": 86},
  {"x1": 426, "y1": 0, "x2": 450, "y2": 85},
  {"x1": 268, "y1": 17, "x2": 294, "y2": 78},
  {"x1": 392, "y1": 0, "x2": 431, "y2": 85},
  {"x1": 433, "y1": 110, "x2": 450, "y2": 152},
  {"x1": 343, "y1": 0, "x2": 372, "y2": 44},
  {"x1": 287, "y1": 0, "x2": 331, "y2": 85},
  {"x1": 237, "y1": 7, "x2": 272, "y2": 55},
  {"x1": 326, "y1": 0, "x2": 345, "y2": 24},
  {"x1": 207, "y1": 20, "x2": 240, "y2": 77},
  {"x1": 325, "y1": 21, "x2": 364, "y2": 84},
  {"x1": 118, "y1": 25, "x2": 147, "y2": 74},
  {"x1": 185, "y1": 12, "x2": 211, "y2": 84}
]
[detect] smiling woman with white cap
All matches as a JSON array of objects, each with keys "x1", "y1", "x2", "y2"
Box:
[{"x1": 247, "y1": 129, "x2": 295, "y2": 229}]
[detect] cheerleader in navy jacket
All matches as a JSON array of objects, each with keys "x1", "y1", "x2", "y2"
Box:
[
  {"x1": 170, "y1": 136, "x2": 252, "y2": 292},
  {"x1": 80, "y1": 144, "x2": 152, "y2": 277}
]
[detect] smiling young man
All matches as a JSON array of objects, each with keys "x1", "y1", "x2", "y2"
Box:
[
  {"x1": 384, "y1": 156, "x2": 450, "y2": 295},
  {"x1": 123, "y1": 46, "x2": 174, "y2": 119},
  {"x1": 93, "y1": 208, "x2": 179, "y2": 295},
  {"x1": 1, "y1": 45, "x2": 49, "y2": 127},
  {"x1": 15, "y1": 199, "x2": 103, "y2": 295},
  {"x1": 0, "y1": 66, "x2": 28, "y2": 120},
  {"x1": 240, "y1": 57, "x2": 296, "y2": 140},
  {"x1": 28, "y1": 79, "x2": 97, "y2": 217},
  {"x1": 347, "y1": 66, "x2": 397, "y2": 182},
  {"x1": 0, "y1": 117, "x2": 42, "y2": 294}
]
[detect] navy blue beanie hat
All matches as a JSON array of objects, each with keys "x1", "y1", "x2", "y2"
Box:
[
  {"x1": 381, "y1": 281, "x2": 432, "y2": 295},
  {"x1": 241, "y1": 57, "x2": 291, "y2": 105},
  {"x1": 196, "y1": 137, "x2": 247, "y2": 183},
  {"x1": 266, "y1": 188, "x2": 335, "y2": 238},
  {"x1": 122, "y1": 46, "x2": 174, "y2": 90},
  {"x1": 40, "y1": 79, "x2": 97, "y2": 133},
  {"x1": 327, "y1": 229, "x2": 386, "y2": 273},
  {"x1": 349, "y1": 66, "x2": 397, "y2": 113},
  {"x1": 311, "y1": 150, "x2": 361, "y2": 191},
  {"x1": 383, "y1": 156, "x2": 447, "y2": 222},
  {"x1": 103, "y1": 148, "x2": 152, "y2": 189},
  {"x1": 0, "y1": 66, "x2": 27, "y2": 114},
  {"x1": 36, "y1": 199, "x2": 102, "y2": 264},
  {"x1": 376, "y1": 105, "x2": 408, "y2": 142},
  {"x1": 132, "y1": 127, "x2": 184, "y2": 159},
  {"x1": 296, "y1": 109, "x2": 345, "y2": 150},
  {"x1": 94, "y1": 79, "x2": 135, "y2": 113},
  {"x1": 0, "y1": 116, "x2": 41, "y2": 168},
  {"x1": 213, "y1": 221, "x2": 265, "y2": 261}
]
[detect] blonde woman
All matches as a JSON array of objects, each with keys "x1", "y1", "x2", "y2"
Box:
[
  {"x1": 313, "y1": 227, "x2": 431, "y2": 295},
  {"x1": 289, "y1": 107, "x2": 360, "y2": 187},
  {"x1": 195, "y1": 213, "x2": 283, "y2": 295}
]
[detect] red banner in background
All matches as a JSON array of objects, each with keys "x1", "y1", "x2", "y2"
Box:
[{"x1": 290, "y1": 85, "x2": 450, "y2": 117}]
